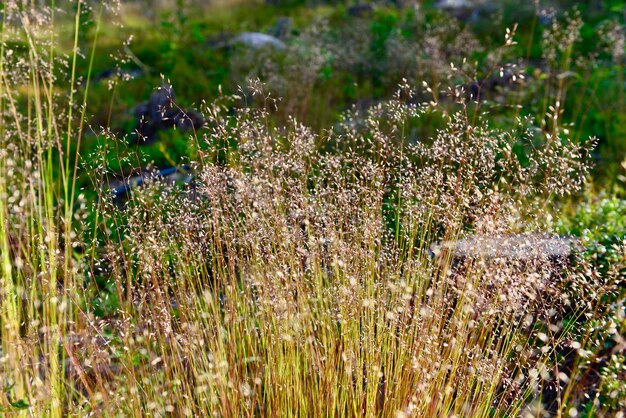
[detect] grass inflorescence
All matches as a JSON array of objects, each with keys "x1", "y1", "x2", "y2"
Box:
[{"x1": 0, "y1": 1, "x2": 625, "y2": 417}]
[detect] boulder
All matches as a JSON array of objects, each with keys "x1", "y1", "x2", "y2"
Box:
[
  {"x1": 231, "y1": 32, "x2": 286, "y2": 50},
  {"x1": 82, "y1": 67, "x2": 144, "y2": 87},
  {"x1": 465, "y1": 68, "x2": 522, "y2": 101},
  {"x1": 435, "y1": 0, "x2": 495, "y2": 22},
  {"x1": 268, "y1": 17, "x2": 292, "y2": 39},
  {"x1": 431, "y1": 234, "x2": 580, "y2": 261},
  {"x1": 347, "y1": 3, "x2": 374, "y2": 17},
  {"x1": 131, "y1": 84, "x2": 204, "y2": 145},
  {"x1": 105, "y1": 165, "x2": 194, "y2": 206}
]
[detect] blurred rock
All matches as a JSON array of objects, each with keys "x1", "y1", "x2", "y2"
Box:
[
  {"x1": 84, "y1": 67, "x2": 144, "y2": 87},
  {"x1": 435, "y1": 0, "x2": 495, "y2": 22},
  {"x1": 347, "y1": 3, "x2": 374, "y2": 17},
  {"x1": 231, "y1": 32, "x2": 286, "y2": 50},
  {"x1": 205, "y1": 32, "x2": 232, "y2": 49},
  {"x1": 268, "y1": 17, "x2": 293, "y2": 39},
  {"x1": 131, "y1": 84, "x2": 204, "y2": 145},
  {"x1": 464, "y1": 67, "x2": 522, "y2": 101},
  {"x1": 536, "y1": 7, "x2": 558, "y2": 26},
  {"x1": 431, "y1": 234, "x2": 580, "y2": 261},
  {"x1": 105, "y1": 165, "x2": 194, "y2": 206}
]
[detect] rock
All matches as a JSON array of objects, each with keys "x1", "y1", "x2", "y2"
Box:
[
  {"x1": 536, "y1": 7, "x2": 557, "y2": 26},
  {"x1": 231, "y1": 32, "x2": 286, "y2": 50},
  {"x1": 431, "y1": 234, "x2": 580, "y2": 261},
  {"x1": 147, "y1": 83, "x2": 175, "y2": 124},
  {"x1": 105, "y1": 165, "x2": 194, "y2": 206},
  {"x1": 268, "y1": 17, "x2": 292, "y2": 39},
  {"x1": 435, "y1": 0, "x2": 494, "y2": 22},
  {"x1": 347, "y1": 3, "x2": 374, "y2": 17},
  {"x1": 461, "y1": 67, "x2": 523, "y2": 102},
  {"x1": 84, "y1": 67, "x2": 144, "y2": 87},
  {"x1": 131, "y1": 84, "x2": 204, "y2": 145},
  {"x1": 205, "y1": 32, "x2": 232, "y2": 49}
]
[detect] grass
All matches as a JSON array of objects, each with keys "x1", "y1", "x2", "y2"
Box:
[{"x1": 0, "y1": 0, "x2": 625, "y2": 416}]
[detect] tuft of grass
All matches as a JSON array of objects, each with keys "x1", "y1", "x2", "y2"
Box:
[{"x1": 0, "y1": 1, "x2": 624, "y2": 417}]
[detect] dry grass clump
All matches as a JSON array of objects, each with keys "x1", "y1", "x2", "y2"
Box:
[
  {"x1": 75, "y1": 87, "x2": 604, "y2": 416},
  {"x1": 0, "y1": 2, "x2": 623, "y2": 417}
]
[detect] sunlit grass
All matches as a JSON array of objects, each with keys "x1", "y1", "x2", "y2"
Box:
[{"x1": 0, "y1": 1, "x2": 624, "y2": 417}]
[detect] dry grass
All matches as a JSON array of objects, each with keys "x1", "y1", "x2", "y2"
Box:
[{"x1": 0, "y1": 2, "x2": 623, "y2": 417}]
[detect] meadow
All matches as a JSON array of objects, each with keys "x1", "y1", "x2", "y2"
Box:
[{"x1": 0, "y1": 0, "x2": 624, "y2": 416}]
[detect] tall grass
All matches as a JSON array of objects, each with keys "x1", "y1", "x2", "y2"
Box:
[
  {"x1": 0, "y1": 2, "x2": 623, "y2": 417},
  {"x1": 91, "y1": 89, "x2": 600, "y2": 416},
  {"x1": 0, "y1": 1, "x2": 102, "y2": 415}
]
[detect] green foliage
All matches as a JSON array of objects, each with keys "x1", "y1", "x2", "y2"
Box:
[
  {"x1": 559, "y1": 197, "x2": 626, "y2": 270},
  {"x1": 67, "y1": 0, "x2": 626, "y2": 188},
  {"x1": 598, "y1": 353, "x2": 626, "y2": 411}
]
